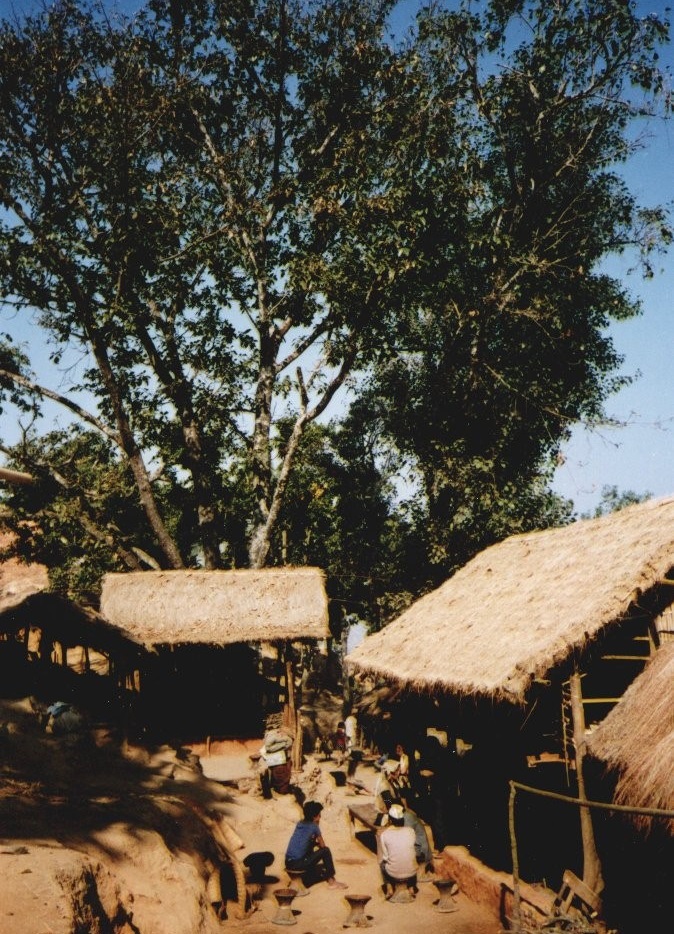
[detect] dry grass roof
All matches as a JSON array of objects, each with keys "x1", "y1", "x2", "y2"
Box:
[
  {"x1": 347, "y1": 495, "x2": 674, "y2": 703},
  {"x1": 587, "y1": 641, "x2": 674, "y2": 829},
  {"x1": 0, "y1": 555, "x2": 49, "y2": 615},
  {"x1": 100, "y1": 567, "x2": 329, "y2": 648}
]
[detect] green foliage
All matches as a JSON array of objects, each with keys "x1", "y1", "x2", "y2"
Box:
[
  {"x1": 0, "y1": 1, "x2": 670, "y2": 613},
  {"x1": 271, "y1": 415, "x2": 427, "y2": 628},
  {"x1": 0, "y1": 428, "x2": 184, "y2": 600},
  {"x1": 350, "y1": 0, "x2": 671, "y2": 571},
  {"x1": 585, "y1": 485, "x2": 653, "y2": 519}
]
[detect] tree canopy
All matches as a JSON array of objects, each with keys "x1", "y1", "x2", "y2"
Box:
[{"x1": 0, "y1": 0, "x2": 670, "y2": 617}]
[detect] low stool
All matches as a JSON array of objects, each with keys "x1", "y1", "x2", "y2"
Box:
[
  {"x1": 388, "y1": 878, "x2": 415, "y2": 904},
  {"x1": 243, "y1": 851, "x2": 274, "y2": 885},
  {"x1": 344, "y1": 893, "x2": 372, "y2": 927},
  {"x1": 433, "y1": 877, "x2": 459, "y2": 913},
  {"x1": 285, "y1": 868, "x2": 310, "y2": 897},
  {"x1": 271, "y1": 888, "x2": 298, "y2": 925}
]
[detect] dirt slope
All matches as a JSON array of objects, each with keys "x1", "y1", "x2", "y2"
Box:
[{"x1": 0, "y1": 697, "x2": 502, "y2": 934}]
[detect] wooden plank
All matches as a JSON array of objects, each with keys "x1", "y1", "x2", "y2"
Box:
[{"x1": 347, "y1": 803, "x2": 380, "y2": 836}]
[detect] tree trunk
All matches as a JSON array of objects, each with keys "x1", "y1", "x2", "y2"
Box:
[
  {"x1": 133, "y1": 318, "x2": 222, "y2": 568},
  {"x1": 248, "y1": 336, "x2": 276, "y2": 568},
  {"x1": 569, "y1": 668, "x2": 604, "y2": 895},
  {"x1": 87, "y1": 334, "x2": 185, "y2": 569}
]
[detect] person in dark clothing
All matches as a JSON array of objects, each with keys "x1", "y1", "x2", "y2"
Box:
[
  {"x1": 415, "y1": 735, "x2": 459, "y2": 853},
  {"x1": 284, "y1": 801, "x2": 348, "y2": 889}
]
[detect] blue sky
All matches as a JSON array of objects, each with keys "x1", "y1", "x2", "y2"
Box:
[{"x1": 1, "y1": 0, "x2": 673, "y2": 516}]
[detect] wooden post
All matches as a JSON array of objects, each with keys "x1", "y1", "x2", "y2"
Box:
[
  {"x1": 508, "y1": 781, "x2": 523, "y2": 932},
  {"x1": 292, "y1": 708, "x2": 303, "y2": 772},
  {"x1": 284, "y1": 655, "x2": 296, "y2": 732},
  {"x1": 569, "y1": 668, "x2": 604, "y2": 895}
]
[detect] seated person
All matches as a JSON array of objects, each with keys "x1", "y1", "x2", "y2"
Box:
[
  {"x1": 399, "y1": 802, "x2": 434, "y2": 875},
  {"x1": 285, "y1": 800, "x2": 348, "y2": 890},
  {"x1": 379, "y1": 803, "x2": 418, "y2": 898},
  {"x1": 389, "y1": 742, "x2": 412, "y2": 797}
]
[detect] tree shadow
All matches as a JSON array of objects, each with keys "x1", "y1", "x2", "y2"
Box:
[{"x1": 0, "y1": 696, "x2": 237, "y2": 866}]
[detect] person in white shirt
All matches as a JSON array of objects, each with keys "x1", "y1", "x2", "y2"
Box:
[
  {"x1": 379, "y1": 804, "x2": 418, "y2": 898},
  {"x1": 344, "y1": 713, "x2": 358, "y2": 750}
]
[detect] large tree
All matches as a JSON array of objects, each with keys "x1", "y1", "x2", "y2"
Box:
[
  {"x1": 351, "y1": 0, "x2": 671, "y2": 572},
  {"x1": 0, "y1": 0, "x2": 411, "y2": 570},
  {"x1": 0, "y1": 0, "x2": 670, "y2": 588}
]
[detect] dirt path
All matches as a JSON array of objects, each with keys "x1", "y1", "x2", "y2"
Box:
[
  {"x1": 201, "y1": 749, "x2": 503, "y2": 934},
  {"x1": 0, "y1": 697, "x2": 503, "y2": 934}
]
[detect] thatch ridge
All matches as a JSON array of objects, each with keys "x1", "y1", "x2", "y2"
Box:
[
  {"x1": 587, "y1": 640, "x2": 674, "y2": 827},
  {"x1": 100, "y1": 567, "x2": 329, "y2": 647},
  {"x1": 346, "y1": 495, "x2": 674, "y2": 703},
  {"x1": 0, "y1": 555, "x2": 49, "y2": 614}
]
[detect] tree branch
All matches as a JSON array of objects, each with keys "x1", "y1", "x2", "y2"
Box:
[{"x1": 0, "y1": 367, "x2": 121, "y2": 445}]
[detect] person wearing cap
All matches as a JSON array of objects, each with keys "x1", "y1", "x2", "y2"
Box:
[
  {"x1": 379, "y1": 803, "x2": 418, "y2": 898},
  {"x1": 285, "y1": 800, "x2": 348, "y2": 890},
  {"x1": 400, "y1": 803, "x2": 434, "y2": 873}
]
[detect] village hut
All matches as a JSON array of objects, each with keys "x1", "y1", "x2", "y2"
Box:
[
  {"x1": 346, "y1": 495, "x2": 674, "y2": 892},
  {"x1": 100, "y1": 568, "x2": 330, "y2": 744},
  {"x1": 0, "y1": 540, "x2": 142, "y2": 715}
]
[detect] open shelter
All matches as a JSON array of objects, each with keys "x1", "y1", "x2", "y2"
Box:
[
  {"x1": 346, "y1": 495, "x2": 674, "y2": 890},
  {"x1": 100, "y1": 567, "x2": 330, "y2": 745},
  {"x1": 0, "y1": 543, "x2": 143, "y2": 717}
]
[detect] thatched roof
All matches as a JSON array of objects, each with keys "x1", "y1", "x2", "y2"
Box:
[
  {"x1": 587, "y1": 641, "x2": 674, "y2": 828},
  {"x1": 0, "y1": 555, "x2": 49, "y2": 614},
  {"x1": 100, "y1": 568, "x2": 329, "y2": 648},
  {"x1": 346, "y1": 495, "x2": 674, "y2": 704}
]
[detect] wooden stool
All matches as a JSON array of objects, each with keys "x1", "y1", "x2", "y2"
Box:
[
  {"x1": 433, "y1": 878, "x2": 459, "y2": 913},
  {"x1": 285, "y1": 869, "x2": 310, "y2": 897},
  {"x1": 344, "y1": 893, "x2": 372, "y2": 927},
  {"x1": 243, "y1": 851, "x2": 274, "y2": 884},
  {"x1": 389, "y1": 879, "x2": 415, "y2": 903},
  {"x1": 272, "y1": 888, "x2": 298, "y2": 925}
]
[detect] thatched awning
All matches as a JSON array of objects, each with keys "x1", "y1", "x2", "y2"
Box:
[
  {"x1": 100, "y1": 567, "x2": 329, "y2": 648},
  {"x1": 0, "y1": 556, "x2": 49, "y2": 614},
  {"x1": 587, "y1": 641, "x2": 674, "y2": 828},
  {"x1": 346, "y1": 495, "x2": 674, "y2": 704}
]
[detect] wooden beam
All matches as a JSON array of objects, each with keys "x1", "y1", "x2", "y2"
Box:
[{"x1": 0, "y1": 466, "x2": 35, "y2": 486}]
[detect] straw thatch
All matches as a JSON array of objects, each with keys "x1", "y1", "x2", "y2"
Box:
[
  {"x1": 100, "y1": 567, "x2": 329, "y2": 648},
  {"x1": 587, "y1": 640, "x2": 674, "y2": 827},
  {"x1": 0, "y1": 555, "x2": 49, "y2": 614},
  {"x1": 347, "y1": 495, "x2": 674, "y2": 703}
]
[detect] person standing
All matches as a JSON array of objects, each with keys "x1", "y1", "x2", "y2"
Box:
[
  {"x1": 344, "y1": 712, "x2": 358, "y2": 751},
  {"x1": 285, "y1": 801, "x2": 348, "y2": 889}
]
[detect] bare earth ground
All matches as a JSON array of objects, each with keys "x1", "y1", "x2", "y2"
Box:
[
  {"x1": 201, "y1": 749, "x2": 503, "y2": 934},
  {"x1": 0, "y1": 697, "x2": 502, "y2": 934}
]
